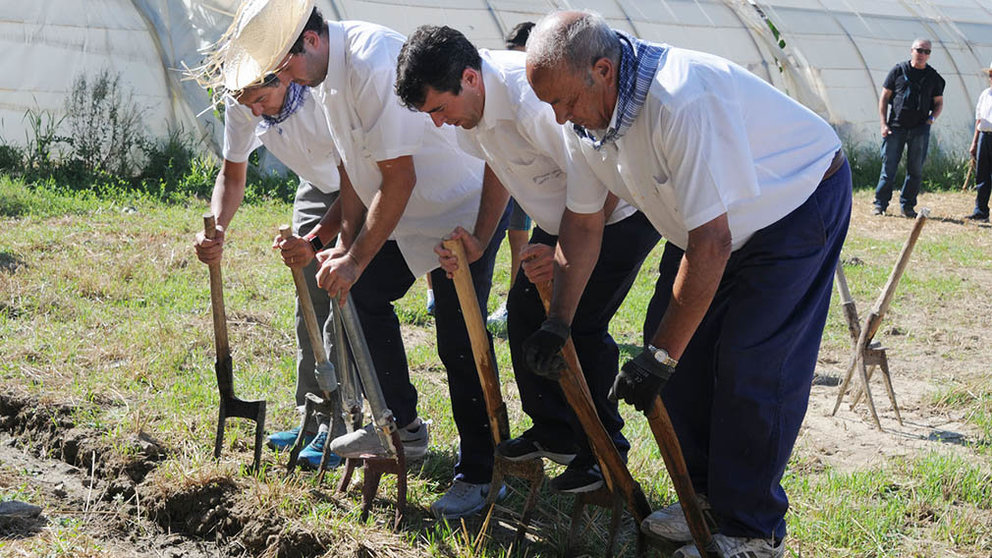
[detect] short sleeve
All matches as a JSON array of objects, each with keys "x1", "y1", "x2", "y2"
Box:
[
  {"x1": 658, "y1": 91, "x2": 758, "y2": 231},
  {"x1": 222, "y1": 97, "x2": 262, "y2": 163},
  {"x1": 933, "y1": 72, "x2": 946, "y2": 97},
  {"x1": 561, "y1": 131, "x2": 611, "y2": 214},
  {"x1": 882, "y1": 66, "x2": 901, "y2": 91}
]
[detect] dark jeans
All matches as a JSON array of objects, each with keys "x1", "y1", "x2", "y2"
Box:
[
  {"x1": 348, "y1": 209, "x2": 508, "y2": 484},
  {"x1": 507, "y1": 212, "x2": 660, "y2": 468},
  {"x1": 874, "y1": 124, "x2": 930, "y2": 212},
  {"x1": 644, "y1": 162, "x2": 852, "y2": 540},
  {"x1": 973, "y1": 131, "x2": 992, "y2": 218}
]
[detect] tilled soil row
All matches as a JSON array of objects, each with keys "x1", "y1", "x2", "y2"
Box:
[{"x1": 0, "y1": 391, "x2": 410, "y2": 557}]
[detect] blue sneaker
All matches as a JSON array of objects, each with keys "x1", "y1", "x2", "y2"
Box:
[
  {"x1": 299, "y1": 425, "x2": 342, "y2": 470},
  {"x1": 266, "y1": 426, "x2": 314, "y2": 451}
]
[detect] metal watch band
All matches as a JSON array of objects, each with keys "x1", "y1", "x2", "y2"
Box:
[{"x1": 647, "y1": 344, "x2": 678, "y2": 368}]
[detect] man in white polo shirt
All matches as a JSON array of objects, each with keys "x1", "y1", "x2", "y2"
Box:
[
  {"x1": 524, "y1": 11, "x2": 851, "y2": 558},
  {"x1": 394, "y1": 25, "x2": 660, "y2": 495},
  {"x1": 198, "y1": 0, "x2": 509, "y2": 518},
  {"x1": 193, "y1": 75, "x2": 342, "y2": 470}
]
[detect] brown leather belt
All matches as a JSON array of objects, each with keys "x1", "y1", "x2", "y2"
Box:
[{"x1": 822, "y1": 149, "x2": 846, "y2": 182}]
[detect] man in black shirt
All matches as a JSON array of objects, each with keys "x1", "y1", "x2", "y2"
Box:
[{"x1": 873, "y1": 39, "x2": 945, "y2": 217}]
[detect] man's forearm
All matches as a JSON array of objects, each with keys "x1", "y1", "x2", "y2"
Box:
[
  {"x1": 472, "y1": 165, "x2": 511, "y2": 247},
  {"x1": 347, "y1": 156, "x2": 416, "y2": 267},
  {"x1": 548, "y1": 209, "x2": 605, "y2": 325},
  {"x1": 649, "y1": 215, "x2": 731, "y2": 360},
  {"x1": 311, "y1": 198, "x2": 342, "y2": 246},
  {"x1": 211, "y1": 161, "x2": 248, "y2": 229},
  {"x1": 930, "y1": 97, "x2": 943, "y2": 120}
]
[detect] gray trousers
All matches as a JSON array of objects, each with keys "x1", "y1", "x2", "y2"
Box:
[{"x1": 291, "y1": 181, "x2": 339, "y2": 414}]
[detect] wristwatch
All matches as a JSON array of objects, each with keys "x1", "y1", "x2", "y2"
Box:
[
  {"x1": 647, "y1": 344, "x2": 678, "y2": 368},
  {"x1": 304, "y1": 233, "x2": 324, "y2": 254}
]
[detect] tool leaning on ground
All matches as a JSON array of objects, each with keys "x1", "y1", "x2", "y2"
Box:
[
  {"x1": 832, "y1": 208, "x2": 930, "y2": 429},
  {"x1": 530, "y1": 282, "x2": 654, "y2": 523},
  {"x1": 331, "y1": 293, "x2": 408, "y2": 529},
  {"x1": 278, "y1": 226, "x2": 342, "y2": 475},
  {"x1": 533, "y1": 281, "x2": 716, "y2": 558},
  {"x1": 442, "y1": 238, "x2": 545, "y2": 536},
  {"x1": 203, "y1": 214, "x2": 267, "y2": 472}
]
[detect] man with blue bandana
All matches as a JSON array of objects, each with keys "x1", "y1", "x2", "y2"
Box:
[
  {"x1": 194, "y1": 76, "x2": 342, "y2": 470},
  {"x1": 524, "y1": 10, "x2": 851, "y2": 558}
]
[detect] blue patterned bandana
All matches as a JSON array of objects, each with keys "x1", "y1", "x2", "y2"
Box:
[
  {"x1": 573, "y1": 31, "x2": 665, "y2": 150},
  {"x1": 260, "y1": 82, "x2": 307, "y2": 128}
]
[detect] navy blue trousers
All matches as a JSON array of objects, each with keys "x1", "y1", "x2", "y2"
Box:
[
  {"x1": 349, "y1": 210, "x2": 508, "y2": 484},
  {"x1": 643, "y1": 162, "x2": 852, "y2": 540},
  {"x1": 508, "y1": 211, "x2": 660, "y2": 468},
  {"x1": 973, "y1": 131, "x2": 992, "y2": 218}
]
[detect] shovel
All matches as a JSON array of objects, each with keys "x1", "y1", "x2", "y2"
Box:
[
  {"x1": 204, "y1": 214, "x2": 267, "y2": 472},
  {"x1": 278, "y1": 225, "x2": 341, "y2": 474}
]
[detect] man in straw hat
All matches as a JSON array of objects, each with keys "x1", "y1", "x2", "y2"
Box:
[
  {"x1": 193, "y1": 74, "x2": 344, "y2": 470},
  {"x1": 197, "y1": 0, "x2": 510, "y2": 519},
  {"x1": 394, "y1": 24, "x2": 660, "y2": 495},
  {"x1": 523, "y1": 10, "x2": 851, "y2": 558},
  {"x1": 965, "y1": 62, "x2": 992, "y2": 223}
]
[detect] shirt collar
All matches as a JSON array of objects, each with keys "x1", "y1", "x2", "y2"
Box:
[{"x1": 477, "y1": 53, "x2": 513, "y2": 131}]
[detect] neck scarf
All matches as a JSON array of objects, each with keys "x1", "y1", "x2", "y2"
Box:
[
  {"x1": 573, "y1": 31, "x2": 665, "y2": 150},
  {"x1": 260, "y1": 82, "x2": 307, "y2": 128}
]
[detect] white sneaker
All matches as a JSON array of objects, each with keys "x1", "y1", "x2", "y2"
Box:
[
  {"x1": 641, "y1": 495, "x2": 713, "y2": 543},
  {"x1": 329, "y1": 417, "x2": 430, "y2": 460},
  {"x1": 429, "y1": 480, "x2": 507, "y2": 519},
  {"x1": 486, "y1": 300, "x2": 508, "y2": 335},
  {"x1": 673, "y1": 534, "x2": 784, "y2": 558}
]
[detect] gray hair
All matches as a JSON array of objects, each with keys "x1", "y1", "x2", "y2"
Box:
[
  {"x1": 527, "y1": 10, "x2": 620, "y2": 75},
  {"x1": 912, "y1": 38, "x2": 932, "y2": 48}
]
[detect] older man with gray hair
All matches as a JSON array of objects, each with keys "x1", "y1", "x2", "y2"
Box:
[{"x1": 523, "y1": 10, "x2": 851, "y2": 558}]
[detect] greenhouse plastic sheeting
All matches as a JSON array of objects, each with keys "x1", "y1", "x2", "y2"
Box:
[{"x1": 2, "y1": 0, "x2": 991, "y2": 155}]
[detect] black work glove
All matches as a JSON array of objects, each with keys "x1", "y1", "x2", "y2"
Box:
[
  {"x1": 609, "y1": 349, "x2": 676, "y2": 413},
  {"x1": 522, "y1": 318, "x2": 570, "y2": 380}
]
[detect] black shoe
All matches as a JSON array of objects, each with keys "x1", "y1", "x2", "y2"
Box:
[
  {"x1": 965, "y1": 213, "x2": 990, "y2": 223},
  {"x1": 551, "y1": 463, "x2": 604, "y2": 493},
  {"x1": 872, "y1": 206, "x2": 885, "y2": 216},
  {"x1": 901, "y1": 207, "x2": 918, "y2": 218},
  {"x1": 497, "y1": 436, "x2": 576, "y2": 465}
]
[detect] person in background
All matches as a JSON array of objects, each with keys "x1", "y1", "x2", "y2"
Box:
[
  {"x1": 873, "y1": 38, "x2": 945, "y2": 218},
  {"x1": 965, "y1": 62, "x2": 992, "y2": 223}
]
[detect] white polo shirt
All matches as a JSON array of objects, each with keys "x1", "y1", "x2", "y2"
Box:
[
  {"x1": 976, "y1": 87, "x2": 992, "y2": 132},
  {"x1": 222, "y1": 90, "x2": 340, "y2": 194},
  {"x1": 455, "y1": 50, "x2": 635, "y2": 236},
  {"x1": 313, "y1": 20, "x2": 484, "y2": 277},
  {"x1": 567, "y1": 46, "x2": 841, "y2": 251}
]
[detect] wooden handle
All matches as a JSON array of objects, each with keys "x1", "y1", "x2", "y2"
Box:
[
  {"x1": 867, "y1": 208, "x2": 929, "y2": 341},
  {"x1": 647, "y1": 398, "x2": 716, "y2": 557},
  {"x1": 962, "y1": 157, "x2": 975, "y2": 192},
  {"x1": 280, "y1": 225, "x2": 329, "y2": 366},
  {"x1": 834, "y1": 265, "x2": 861, "y2": 343},
  {"x1": 533, "y1": 280, "x2": 651, "y2": 523},
  {"x1": 204, "y1": 214, "x2": 229, "y2": 359},
  {"x1": 442, "y1": 238, "x2": 510, "y2": 444}
]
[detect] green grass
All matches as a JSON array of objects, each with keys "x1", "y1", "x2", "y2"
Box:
[{"x1": 2, "y1": 177, "x2": 991, "y2": 557}]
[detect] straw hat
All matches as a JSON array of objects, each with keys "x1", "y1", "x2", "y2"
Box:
[{"x1": 187, "y1": 0, "x2": 316, "y2": 95}]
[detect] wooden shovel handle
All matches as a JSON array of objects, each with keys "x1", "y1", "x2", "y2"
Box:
[
  {"x1": 533, "y1": 281, "x2": 651, "y2": 523},
  {"x1": 442, "y1": 238, "x2": 510, "y2": 444},
  {"x1": 646, "y1": 397, "x2": 716, "y2": 557},
  {"x1": 204, "y1": 214, "x2": 229, "y2": 359},
  {"x1": 279, "y1": 225, "x2": 330, "y2": 365}
]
